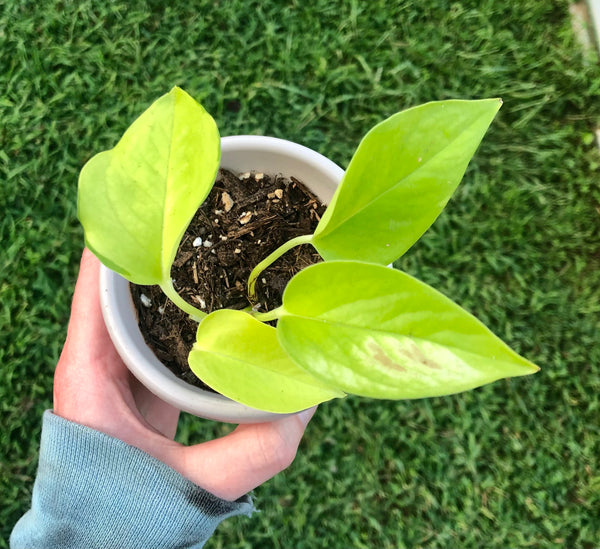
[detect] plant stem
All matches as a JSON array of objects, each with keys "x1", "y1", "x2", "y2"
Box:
[
  {"x1": 247, "y1": 234, "x2": 314, "y2": 300},
  {"x1": 160, "y1": 278, "x2": 206, "y2": 321},
  {"x1": 252, "y1": 306, "x2": 284, "y2": 322}
]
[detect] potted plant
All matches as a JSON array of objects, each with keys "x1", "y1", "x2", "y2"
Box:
[
  {"x1": 98, "y1": 133, "x2": 344, "y2": 422},
  {"x1": 80, "y1": 87, "x2": 539, "y2": 423}
]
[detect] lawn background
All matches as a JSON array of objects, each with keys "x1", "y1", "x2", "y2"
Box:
[{"x1": 2, "y1": 1, "x2": 600, "y2": 547}]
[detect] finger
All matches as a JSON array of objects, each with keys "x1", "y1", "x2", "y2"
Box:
[
  {"x1": 54, "y1": 250, "x2": 130, "y2": 415},
  {"x1": 130, "y1": 373, "x2": 181, "y2": 439},
  {"x1": 167, "y1": 407, "x2": 317, "y2": 501},
  {"x1": 60, "y1": 250, "x2": 181, "y2": 437},
  {"x1": 63, "y1": 249, "x2": 116, "y2": 361}
]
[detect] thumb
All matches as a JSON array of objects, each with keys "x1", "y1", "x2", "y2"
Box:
[{"x1": 166, "y1": 407, "x2": 317, "y2": 501}]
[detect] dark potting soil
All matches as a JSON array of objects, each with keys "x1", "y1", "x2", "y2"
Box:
[{"x1": 130, "y1": 168, "x2": 326, "y2": 389}]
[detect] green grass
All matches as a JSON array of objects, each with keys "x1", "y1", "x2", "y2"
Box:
[{"x1": 2, "y1": 0, "x2": 600, "y2": 547}]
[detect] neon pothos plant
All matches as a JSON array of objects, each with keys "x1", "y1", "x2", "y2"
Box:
[{"x1": 78, "y1": 87, "x2": 539, "y2": 413}]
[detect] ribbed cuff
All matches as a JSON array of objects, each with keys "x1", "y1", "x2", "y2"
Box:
[{"x1": 10, "y1": 411, "x2": 254, "y2": 549}]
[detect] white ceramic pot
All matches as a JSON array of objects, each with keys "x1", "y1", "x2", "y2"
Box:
[{"x1": 99, "y1": 135, "x2": 344, "y2": 423}]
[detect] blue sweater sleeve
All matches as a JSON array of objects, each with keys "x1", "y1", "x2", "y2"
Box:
[{"x1": 10, "y1": 411, "x2": 254, "y2": 549}]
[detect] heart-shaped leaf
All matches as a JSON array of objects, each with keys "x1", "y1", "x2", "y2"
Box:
[
  {"x1": 312, "y1": 99, "x2": 502, "y2": 265},
  {"x1": 78, "y1": 86, "x2": 220, "y2": 285},
  {"x1": 189, "y1": 309, "x2": 344, "y2": 413},
  {"x1": 277, "y1": 261, "x2": 538, "y2": 399}
]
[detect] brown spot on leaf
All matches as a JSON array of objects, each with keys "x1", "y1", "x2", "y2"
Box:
[
  {"x1": 368, "y1": 342, "x2": 407, "y2": 372},
  {"x1": 401, "y1": 343, "x2": 441, "y2": 370}
]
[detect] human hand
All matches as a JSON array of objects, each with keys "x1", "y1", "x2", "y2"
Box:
[{"x1": 53, "y1": 249, "x2": 316, "y2": 501}]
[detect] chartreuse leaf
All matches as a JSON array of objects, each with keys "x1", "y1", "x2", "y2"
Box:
[
  {"x1": 277, "y1": 261, "x2": 539, "y2": 399},
  {"x1": 188, "y1": 309, "x2": 344, "y2": 413},
  {"x1": 78, "y1": 86, "x2": 220, "y2": 289},
  {"x1": 312, "y1": 99, "x2": 502, "y2": 265}
]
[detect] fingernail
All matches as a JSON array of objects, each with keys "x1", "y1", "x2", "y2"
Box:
[{"x1": 297, "y1": 406, "x2": 317, "y2": 427}]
